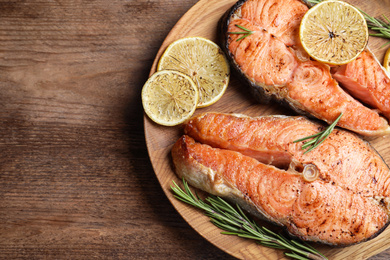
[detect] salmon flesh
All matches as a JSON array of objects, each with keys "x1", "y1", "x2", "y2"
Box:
[
  {"x1": 172, "y1": 113, "x2": 390, "y2": 246},
  {"x1": 219, "y1": 0, "x2": 390, "y2": 136},
  {"x1": 333, "y1": 49, "x2": 390, "y2": 120}
]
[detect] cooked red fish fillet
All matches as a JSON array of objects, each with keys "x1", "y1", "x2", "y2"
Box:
[
  {"x1": 219, "y1": 0, "x2": 390, "y2": 136},
  {"x1": 238, "y1": 0, "x2": 307, "y2": 47},
  {"x1": 185, "y1": 112, "x2": 390, "y2": 199},
  {"x1": 333, "y1": 49, "x2": 390, "y2": 120},
  {"x1": 172, "y1": 134, "x2": 389, "y2": 246}
]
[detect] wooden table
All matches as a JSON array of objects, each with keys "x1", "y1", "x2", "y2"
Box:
[{"x1": 0, "y1": 0, "x2": 389, "y2": 259}]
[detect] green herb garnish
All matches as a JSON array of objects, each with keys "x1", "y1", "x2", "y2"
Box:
[
  {"x1": 228, "y1": 24, "x2": 255, "y2": 41},
  {"x1": 305, "y1": 0, "x2": 321, "y2": 4},
  {"x1": 294, "y1": 112, "x2": 343, "y2": 154},
  {"x1": 171, "y1": 179, "x2": 327, "y2": 260},
  {"x1": 305, "y1": 0, "x2": 390, "y2": 46}
]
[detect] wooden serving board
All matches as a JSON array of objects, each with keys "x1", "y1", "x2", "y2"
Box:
[{"x1": 144, "y1": 0, "x2": 390, "y2": 259}]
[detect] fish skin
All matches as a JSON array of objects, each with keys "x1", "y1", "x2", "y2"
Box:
[
  {"x1": 172, "y1": 134, "x2": 390, "y2": 246},
  {"x1": 219, "y1": 0, "x2": 390, "y2": 136},
  {"x1": 184, "y1": 112, "x2": 390, "y2": 199}
]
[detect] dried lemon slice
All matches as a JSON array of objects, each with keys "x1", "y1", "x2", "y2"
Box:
[
  {"x1": 384, "y1": 47, "x2": 390, "y2": 73},
  {"x1": 142, "y1": 70, "x2": 198, "y2": 126},
  {"x1": 157, "y1": 37, "x2": 230, "y2": 108},
  {"x1": 299, "y1": 0, "x2": 368, "y2": 65}
]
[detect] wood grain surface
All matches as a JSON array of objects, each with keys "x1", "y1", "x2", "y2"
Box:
[
  {"x1": 145, "y1": 0, "x2": 390, "y2": 259},
  {"x1": 0, "y1": 0, "x2": 388, "y2": 259}
]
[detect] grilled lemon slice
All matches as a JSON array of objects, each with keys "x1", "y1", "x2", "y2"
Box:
[
  {"x1": 384, "y1": 47, "x2": 390, "y2": 73},
  {"x1": 157, "y1": 37, "x2": 230, "y2": 108},
  {"x1": 142, "y1": 70, "x2": 198, "y2": 126},
  {"x1": 299, "y1": 0, "x2": 368, "y2": 65}
]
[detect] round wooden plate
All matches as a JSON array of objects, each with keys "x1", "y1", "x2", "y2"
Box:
[{"x1": 144, "y1": 0, "x2": 390, "y2": 259}]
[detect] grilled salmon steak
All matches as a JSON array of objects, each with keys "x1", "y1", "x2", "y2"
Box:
[
  {"x1": 219, "y1": 0, "x2": 390, "y2": 136},
  {"x1": 172, "y1": 113, "x2": 390, "y2": 246},
  {"x1": 333, "y1": 49, "x2": 390, "y2": 120}
]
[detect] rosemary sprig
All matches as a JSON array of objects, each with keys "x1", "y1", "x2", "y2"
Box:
[
  {"x1": 360, "y1": 9, "x2": 390, "y2": 46},
  {"x1": 171, "y1": 179, "x2": 327, "y2": 260},
  {"x1": 305, "y1": 0, "x2": 321, "y2": 4},
  {"x1": 294, "y1": 112, "x2": 343, "y2": 154},
  {"x1": 305, "y1": 0, "x2": 390, "y2": 46},
  {"x1": 228, "y1": 24, "x2": 255, "y2": 41}
]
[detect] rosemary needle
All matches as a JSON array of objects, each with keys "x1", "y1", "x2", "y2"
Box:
[
  {"x1": 228, "y1": 24, "x2": 255, "y2": 41},
  {"x1": 294, "y1": 112, "x2": 343, "y2": 154},
  {"x1": 171, "y1": 179, "x2": 327, "y2": 260}
]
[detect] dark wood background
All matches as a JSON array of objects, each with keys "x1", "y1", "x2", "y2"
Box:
[{"x1": 0, "y1": 0, "x2": 388, "y2": 259}]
